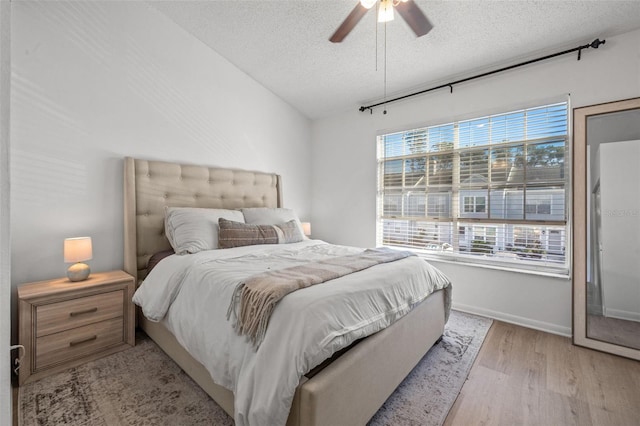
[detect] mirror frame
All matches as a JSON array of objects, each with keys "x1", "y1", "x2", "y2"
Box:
[{"x1": 573, "y1": 97, "x2": 640, "y2": 360}]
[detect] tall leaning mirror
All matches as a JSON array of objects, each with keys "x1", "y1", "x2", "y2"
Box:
[{"x1": 573, "y1": 97, "x2": 640, "y2": 360}]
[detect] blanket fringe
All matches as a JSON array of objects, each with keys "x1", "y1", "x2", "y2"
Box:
[{"x1": 227, "y1": 284, "x2": 278, "y2": 348}]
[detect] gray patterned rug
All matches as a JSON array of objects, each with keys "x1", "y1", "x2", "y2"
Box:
[{"x1": 20, "y1": 310, "x2": 492, "y2": 426}]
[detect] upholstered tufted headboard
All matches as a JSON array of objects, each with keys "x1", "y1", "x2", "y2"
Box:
[{"x1": 123, "y1": 157, "x2": 282, "y2": 283}]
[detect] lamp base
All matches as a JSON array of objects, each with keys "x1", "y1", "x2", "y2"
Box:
[{"x1": 67, "y1": 263, "x2": 90, "y2": 282}]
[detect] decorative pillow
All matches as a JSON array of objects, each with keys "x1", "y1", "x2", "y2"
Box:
[
  {"x1": 147, "y1": 249, "x2": 175, "y2": 274},
  {"x1": 165, "y1": 207, "x2": 245, "y2": 254},
  {"x1": 241, "y1": 207, "x2": 307, "y2": 239},
  {"x1": 218, "y1": 218, "x2": 304, "y2": 249}
]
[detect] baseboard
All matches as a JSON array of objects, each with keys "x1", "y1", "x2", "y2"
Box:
[
  {"x1": 603, "y1": 308, "x2": 640, "y2": 322},
  {"x1": 452, "y1": 303, "x2": 572, "y2": 337}
]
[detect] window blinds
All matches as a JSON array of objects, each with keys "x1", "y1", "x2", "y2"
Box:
[{"x1": 376, "y1": 102, "x2": 569, "y2": 274}]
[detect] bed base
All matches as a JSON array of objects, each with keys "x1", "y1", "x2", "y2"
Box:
[{"x1": 140, "y1": 289, "x2": 445, "y2": 426}]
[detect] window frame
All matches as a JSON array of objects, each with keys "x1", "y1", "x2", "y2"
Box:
[
  {"x1": 463, "y1": 195, "x2": 486, "y2": 214},
  {"x1": 376, "y1": 101, "x2": 571, "y2": 276}
]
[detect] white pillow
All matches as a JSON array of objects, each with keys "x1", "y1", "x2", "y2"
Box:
[
  {"x1": 165, "y1": 207, "x2": 244, "y2": 254},
  {"x1": 241, "y1": 207, "x2": 307, "y2": 239}
]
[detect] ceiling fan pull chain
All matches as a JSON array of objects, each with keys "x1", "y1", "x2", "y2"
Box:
[
  {"x1": 375, "y1": 3, "x2": 378, "y2": 72},
  {"x1": 383, "y1": 19, "x2": 388, "y2": 115}
]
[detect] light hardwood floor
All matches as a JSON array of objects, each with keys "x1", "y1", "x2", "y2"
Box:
[{"x1": 445, "y1": 320, "x2": 640, "y2": 426}]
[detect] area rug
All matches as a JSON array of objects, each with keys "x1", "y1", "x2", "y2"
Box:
[{"x1": 19, "y1": 310, "x2": 492, "y2": 426}]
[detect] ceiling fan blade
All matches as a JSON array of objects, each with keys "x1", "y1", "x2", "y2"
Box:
[
  {"x1": 395, "y1": 0, "x2": 433, "y2": 38},
  {"x1": 330, "y1": 3, "x2": 370, "y2": 43}
]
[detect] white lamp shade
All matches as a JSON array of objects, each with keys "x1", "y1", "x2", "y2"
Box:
[
  {"x1": 64, "y1": 237, "x2": 93, "y2": 263},
  {"x1": 301, "y1": 222, "x2": 311, "y2": 236}
]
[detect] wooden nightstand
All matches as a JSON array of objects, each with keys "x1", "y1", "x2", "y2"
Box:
[{"x1": 18, "y1": 270, "x2": 135, "y2": 385}]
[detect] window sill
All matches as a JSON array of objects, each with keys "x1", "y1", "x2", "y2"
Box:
[{"x1": 396, "y1": 248, "x2": 571, "y2": 279}]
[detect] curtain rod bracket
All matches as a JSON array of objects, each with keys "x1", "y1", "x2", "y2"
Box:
[
  {"x1": 359, "y1": 37, "x2": 606, "y2": 112},
  {"x1": 579, "y1": 38, "x2": 606, "y2": 61}
]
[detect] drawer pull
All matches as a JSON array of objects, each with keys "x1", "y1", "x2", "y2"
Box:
[
  {"x1": 69, "y1": 307, "x2": 98, "y2": 317},
  {"x1": 69, "y1": 335, "x2": 97, "y2": 347}
]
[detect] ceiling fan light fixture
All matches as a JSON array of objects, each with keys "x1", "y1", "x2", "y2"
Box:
[
  {"x1": 330, "y1": 0, "x2": 432, "y2": 43},
  {"x1": 378, "y1": 0, "x2": 394, "y2": 22},
  {"x1": 360, "y1": 0, "x2": 377, "y2": 9}
]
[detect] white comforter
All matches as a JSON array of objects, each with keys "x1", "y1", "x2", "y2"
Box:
[{"x1": 132, "y1": 240, "x2": 451, "y2": 426}]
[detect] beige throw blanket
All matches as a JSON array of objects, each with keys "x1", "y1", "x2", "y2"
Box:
[{"x1": 227, "y1": 248, "x2": 415, "y2": 347}]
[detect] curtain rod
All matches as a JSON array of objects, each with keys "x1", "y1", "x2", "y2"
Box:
[{"x1": 359, "y1": 38, "x2": 606, "y2": 113}]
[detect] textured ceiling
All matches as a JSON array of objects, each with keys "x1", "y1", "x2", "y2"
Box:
[{"x1": 150, "y1": 1, "x2": 640, "y2": 119}]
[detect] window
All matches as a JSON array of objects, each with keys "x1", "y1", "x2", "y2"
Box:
[
  {"x1": 463, "y1": 196, "x2": 486, "y2": 213},
  {"x1": 525, "y1": 194, "x2": 552, "y2": 215},
  {"x1": 377, "y1": 102, "x2": 569, "y2": 274}
]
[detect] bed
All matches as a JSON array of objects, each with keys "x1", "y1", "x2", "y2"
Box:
[{"x1": 123, "y1": 157, "x2": 450, "y2": 426}]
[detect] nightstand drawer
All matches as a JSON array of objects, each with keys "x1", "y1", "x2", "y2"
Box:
[
  {"x1": 35, "y1": 317, "x2": 124, "y2": 370},
  {"x1": 36, "y1": 290, "x2": 124, "y2": 337}
]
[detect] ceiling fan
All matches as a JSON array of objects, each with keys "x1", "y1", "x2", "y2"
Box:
[{"x1": 330, "y1": 0, "x2": 433, "y2": 43}]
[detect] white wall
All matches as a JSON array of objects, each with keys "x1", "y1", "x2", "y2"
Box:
[
  {"x1": 10, "y1": 0, "x2": 311, "y2": 326},
  {"x1": 1, "y1": 0, "x2": 12, "y2": 421},
  {"x1": 311, "y1": 29, "x2": 640, "y2": 336}
]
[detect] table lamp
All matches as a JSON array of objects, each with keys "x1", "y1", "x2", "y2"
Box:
[
  {"x1": 301, "y1": 222, "x2": 311, "y2": 237},
  {"x1": 64, "y1": 237, "x2": 92, "y2": 282}
]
